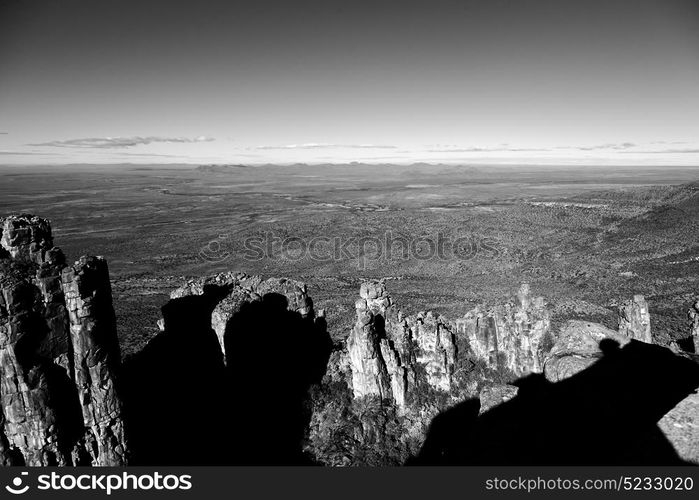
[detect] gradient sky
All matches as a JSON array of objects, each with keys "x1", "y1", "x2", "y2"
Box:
[{"x1": 1, "y1": 0, "x2": 698, "y2": 165}]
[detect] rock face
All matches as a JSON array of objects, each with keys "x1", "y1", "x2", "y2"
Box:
[
  {"x1": 343, "y1": 282, "x2": 547, "y2": 409},
  {"x1": 618, "y1": 295, "x2": 652, "y2": 343},
  {"x1": 2, "y1": 214, "x2": 695, "y2": 467},
  {"x1": 308, "y1": 281, "x2": 467, "y2": 465},
  {"x1": 62, "y1": 256, "x2": 127, "y2": 466},
  {"x1": 0, "y1": 214, "x2": 54, "y2": 264},
  {"x1": 310, "y1": 281, "x2": 553, "y2": 465},
  {"x1": 0, "y1": 214, "x2": 127, "y2": 466},
  {"x1": 309, "y1": 280, "x2": 699, "y2": 466},
  {"x1": 543, "y1": 320, "x2": 630, "y2": 382},
  {"x1": 689, "y1": 300, "x2": 699, "y2": 354},
  {"x1": 658, "y1": 391, "x2": 699, "y2": 464},
  {"x1": 346, "y1": 281, "x2": 457, "y2": 408},
  {"x1": 454, "y1": 284, "x2": 550, "y2": 376},
  {"x1": 478, "y1": 383, "x2": 519, "y2": 414}
]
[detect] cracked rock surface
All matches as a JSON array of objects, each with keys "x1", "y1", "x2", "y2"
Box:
[{"x1": 0, "y1": 215, "x2": 127, "y2": 466}]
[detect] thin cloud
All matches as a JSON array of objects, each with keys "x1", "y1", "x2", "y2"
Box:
[
  {"x1": 426, "y1": 146, "x2": 552, "y2": 153},
  {"x1": 29, "y1": 135, "x2": 215, "y2": 148},
  {"x1": 109, "y1": 152, "x2": 187, "y2": 158},
  {"x1": 574, "y1": 142, "x2": 637, "y2": 151},
  {"x1": 254, "y1": 143, "x2": 397, "y2": 150},
  {"x1": 0, "y1": 132, "x2": 8, "y2": 135},
  {"x1": 620, "y1": 148, "x2": 699, "y2": 154},
  {"x1": 0, "y1": 150, "x2": 53, "y2": 156}
]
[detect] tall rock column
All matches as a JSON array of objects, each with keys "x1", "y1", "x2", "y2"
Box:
[
  {"x1": 344, "y1": 281, "x2": 457, "y2": 407},
  {"x1": 618, "y1": 295, "x2": 652, "y2": 343},
  {"x1": 689, "y1": 300, "x2": 699, "y2": 354},
  {"x1": 62, "y1": 256, "x2": 127, "y2": 466},
  {"x1": 0, "y1": 262, "x2": 73, "y2": 465},
  {"x1": 346, "y1": 290, "x2": 394, "y2": 402},
  {"x1": 0, "y1": 214, "x2": 128, "y2": 466}
]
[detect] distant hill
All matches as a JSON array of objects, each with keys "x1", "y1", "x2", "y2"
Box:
[{"x1": 196, "y1": 164, "x2": 248, "y2": 173}]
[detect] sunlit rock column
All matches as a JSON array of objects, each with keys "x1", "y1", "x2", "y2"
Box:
[
  {"x1": 62, "y1": 256, "x2": 128, "y2": 466},
  {"x1": 689, "y1": 300, "x2": 699, "y2": 354},
  {"x1": 345, "y1": 281, "x2": 458, "y2": 407},
  {"x1": 618, "y1": 295, "x2": 652, "y2": 343},
  {"x1": 347, "y1": 288, "x2": 394, "y2": 402},
  {"x1": 0, "y1": 264, "x2": 74, "y2": 465}
]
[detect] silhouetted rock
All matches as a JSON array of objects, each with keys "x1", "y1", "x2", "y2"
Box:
[
  {"x1": 0, "y1": 214, "x2": 127, "y2": 466},
  {"x1": 123, "y1": 273, "x2": 331, "y2": 465}
]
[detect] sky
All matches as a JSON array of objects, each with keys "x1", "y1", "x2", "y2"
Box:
[{"x1": 1, "y1": 0, "x2": 698, "y2": 165}]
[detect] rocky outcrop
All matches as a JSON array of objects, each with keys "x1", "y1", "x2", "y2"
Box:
[
  {"x1": 454, "y1": 284, "x2": 550, "y2": 376},
  {"x1": 0, "y1": 214, "x2": 127, "y2": 466},
  {"x1": 345, "y1": 281, "x2": 457, "y2": 408},
  {"x1": 543, "y1": 320, "x2": 630, "y2": 382},
  {"x1": 310, "y1": 280, "x2": 699, "y2": 465},
  {"x1": 339, "y1": 281, "x2": 549, "y2": 409},
  {"x1": 346, "y1": 288, "x2": 395, "y2": 403},
  {"x1": 311, "y1": 281, "x2": 555, "y2": 465},
  {"x1": 689, "y1": 300, "x2": 699, "y2": 354},
  {"x1": 658, "y1": 391, "x2": 699, "y2": 464},
  {"x1": 62, "y1": 256, "x2": 127, "y2": 466},
  {"x1": 478, "y1": 383, "x2": 518, "y2": 414},
  {"x1": 0, "y1": 214, "x2": 54, "y2": 264},
  {"x1": 3, "y1": 214, "x2": 696, "y2": 467},
  {"x1": 618, "y1": 295, "x2": 652, "y2": 343}
]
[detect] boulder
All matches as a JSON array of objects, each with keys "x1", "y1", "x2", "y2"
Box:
[{"x1": 543, "y1": 320, "x2": 629, "y2": 382}]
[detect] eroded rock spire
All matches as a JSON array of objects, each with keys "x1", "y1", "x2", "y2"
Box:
[{"x1": 0, "y1": 214, "x2": 127, "y2": 466}]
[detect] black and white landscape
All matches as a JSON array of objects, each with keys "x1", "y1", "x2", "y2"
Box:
[{"x1": 0, "y1": 0, "x2": 698, "y2": 466}]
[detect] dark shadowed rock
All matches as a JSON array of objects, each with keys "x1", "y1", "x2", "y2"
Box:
[
  {"x1": 413, "y1": 341, "x2": 699, "y2": 465},
  {"x1": 122, "y1": 273, "x2": 331, "y2": 465}
]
